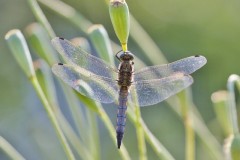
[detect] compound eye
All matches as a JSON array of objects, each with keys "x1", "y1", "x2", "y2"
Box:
[{"x1": 131, "y1": 61, "x2": 134, "y2": 65}]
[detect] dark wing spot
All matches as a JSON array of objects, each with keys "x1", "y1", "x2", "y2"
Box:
[
  {"x1": 195, "y1": 55, "x2": 200, "y2": 57},
  {"x1": 58, "y1": 63, "x2": 64, "y2": 65},
  {"x1": 59, "y1": 37, "x2": 65, "y2": 40}
]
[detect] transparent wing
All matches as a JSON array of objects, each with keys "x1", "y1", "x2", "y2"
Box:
[
  {"x1": 52, "y1": 37, "x2": 117, "y2": 79},
  {"x1": 52, "y1": 63, "x2": 119, "y2": 103},
  {"x1": 131, "y1": 73, "x2": 193, "y2": 107},
  {"x1": 134, "y1": 55, "x2": 207, "y2": 81}
]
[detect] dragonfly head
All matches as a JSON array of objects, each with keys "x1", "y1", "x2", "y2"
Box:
[{"x1": 116, "y1": 50, "x2": 134, "y2": 61}]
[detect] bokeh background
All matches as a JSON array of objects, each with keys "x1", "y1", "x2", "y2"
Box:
[{"x1": 1, "y1": 0, "x2": 240, "y2": 160}]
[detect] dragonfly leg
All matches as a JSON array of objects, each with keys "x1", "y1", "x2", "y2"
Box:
[{"x1": 115, "y1": 50, "x2": 122, "y2": 61}]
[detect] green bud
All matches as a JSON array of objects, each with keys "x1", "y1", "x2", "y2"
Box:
[
  {"x1": 211, "y1": 90, "x2": 233, "y2": 136},
  {"x1": 88, "y1": 24, "x2": 114, "y2": 65},
  {"x1": 5, "y1": 29, "x2": 35, "y2": 78},
  {"x1": 25, "y1": 23, "x2": 59, "y2": 65},
  {"x1": 109, "y1": 0, "x2": 130, "y2": 51},
  {"x1": 34, "y1": 59, "x2": 58, "y2": 108},
  {"x1": 231, "y1": 134, "x2": 240, "y2": 160}
]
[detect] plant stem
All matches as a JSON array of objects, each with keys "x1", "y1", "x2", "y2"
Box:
[
  {"x1": 86, "y1": 110, "x2": 100, "y2": 160},
  {"x1": 75, "y1": 93, "x2": 131, "y2": 159},
  {"x1": 134, "y1": 104, "x2": 147, "y2": 160},
  {"x1": 168, "y1": 98, "x2": 224, "y2": 160},
  {"x1": 34, "y1": 60, "x2": 90, "y2": 159},
  {"x1": 178, "y1": 90, "x2": 195, "y2": 160},
  {"x1": 185, "y1": 115, "x2": 195, "y2": 160},
  {"x1": 30, "y1": 76, "x2": 75, "y2": 160},
  {"x1": 28, "y1": 0, "x2": 56, "y2": 38},
  {"x1": 58, "y1": 112, "x2": 91, "y2": 159},
  {"x1": 140, "y1": 119, "x2": 175, "y2": 160},
  {"x1": 0, "y1": 136, "x2": 26, "y2": 160},
  {"x1": 27, "y1": 1, "x2": 93, "y2": 156},
  {"x1": 97, "y1": 106, "x2": 131, "y2": 160},
  {"x1": 127, "y1": 103, "x2": 175, "y2": 160},
  {"x1": 227, "y1": 74, "x2": 240, "y2": 135},
  {"x1": 131, "y1": 89, "x2": 147, "y2": 160},
  {"x1": 37, "y1": 0, "x2": 92, "y2": 33}
]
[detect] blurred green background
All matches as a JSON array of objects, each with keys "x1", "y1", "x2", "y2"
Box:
[{"x1": 1, "y1": 0, "x2": 240, "y2": 160}]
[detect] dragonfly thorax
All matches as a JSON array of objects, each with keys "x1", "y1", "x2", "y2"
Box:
[{"x1": 118, "y1": 60, "x2": 134, "y2": 87}]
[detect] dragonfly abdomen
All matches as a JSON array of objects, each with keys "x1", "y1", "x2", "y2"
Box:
[{"x1": 116, "y1": 87, "x2": 129, "y2": 149}]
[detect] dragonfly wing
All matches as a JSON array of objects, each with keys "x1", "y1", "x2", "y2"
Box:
[
  {"x1": 134, "y1": 55, "x2": 206, "y2": 81},
  {"x1": 52, "y1": 37, "x2": 117, "y2": 79},
  {"x1": 130, "y1": 73, "x2": 193, "y2": 107},
  {"x1": 52, "y1": 63, "x2": 119, "y2": 103}
]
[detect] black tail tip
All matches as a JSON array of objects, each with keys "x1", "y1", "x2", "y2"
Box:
[
  {"x1": 117, "y1": 141, "x2": 121, "y2": 149},
  {"x1": 117, "y1": 132, "x2": 124, "y2": 149}
]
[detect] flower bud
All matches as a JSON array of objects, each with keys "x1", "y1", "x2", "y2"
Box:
[{"x1": 109, "y1": 0, "x2": 130, "y2": 51}]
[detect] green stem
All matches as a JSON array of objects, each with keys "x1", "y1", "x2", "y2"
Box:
[
  {"x1": 37, "y1": 0, "x2": 92, "y2": 33},
  {"x1": 168, "y1": 98, "x2": 224, "y2": 160},
  {"x1": 178, "y1": 90, "x2": 195, "y2": 160},
  {"x1": 185, "y1": 116, "x2": 195, "y2": 160},
  {"x1": 46, "y1": 93, "x2": 91, "y2": 159},
  {"x1": 134, "y1": 105, "x2": 147, "y2": 160},
  {"x1": 86, "y1": 110, "x2": 100, "y2": 160},
  {"x1": 28, "y1": 0, "x2": 92, "y2": 155},
  {"x1": 30, "y1": 76, "x2": 75, "y2": 160},
  {"x1": 97, "y1": 106, "x2": 131, "y2": 160},
  {"x1": 28, "y1": 0, "x2": 56, "y2": 38},
  {"x1": 56, "y1": 112, "x2": 92, "y2": 160},
  {"x1": 34, "y1": 60, "x2": 90, "y2": 159},
  {"x1": 127, "y1": 104, "x2": 175, "y2": 160},
  {"x1": 131, "y1": 89, "x2": 147, "y2": 160},
  {"x1": 76, "y1": 94, "x2": 131, "y2": 159},
  {"x1": 0, "y1": 136, "x2": 26, "y2": 160},
  {"x1": 140, "y1": 119, "x2": 175, "y2": 160},
  {"x1": 227, "y1": 74, "x2": 240, "y2": 135},
  {"x1": 61, "y1": 85, "x2": 88, "y2": 140}
]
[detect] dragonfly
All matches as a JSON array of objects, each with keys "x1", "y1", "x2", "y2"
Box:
[{"x1": 51, "y1": 37, "x2": 207, "y2": 149}]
